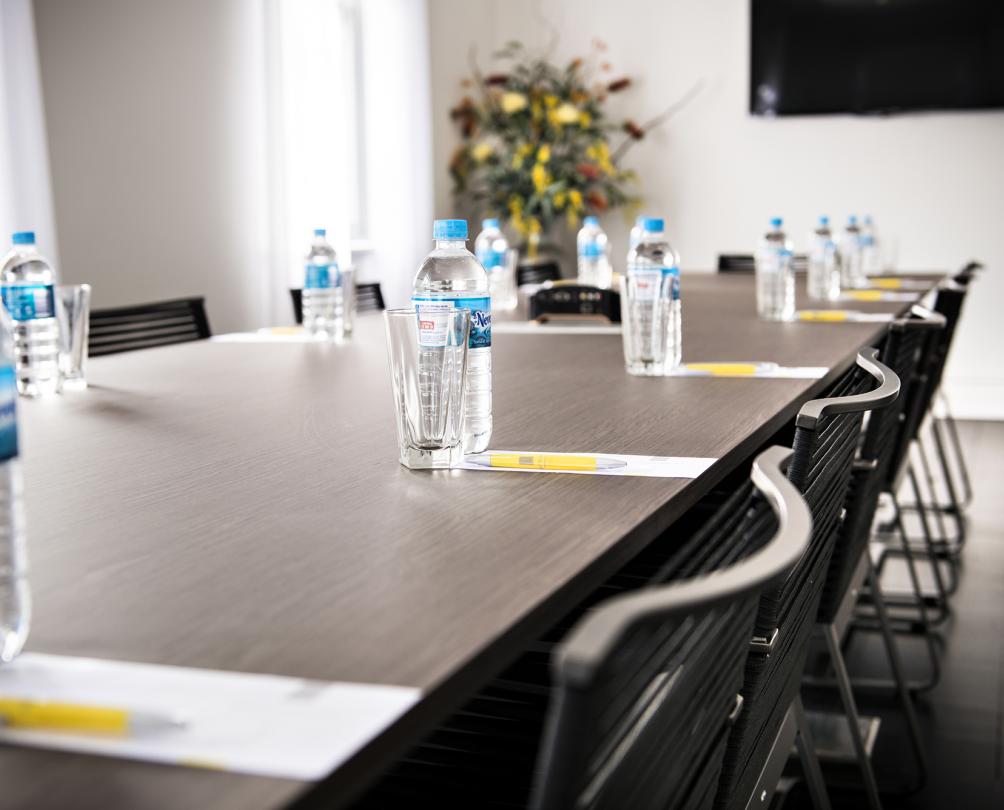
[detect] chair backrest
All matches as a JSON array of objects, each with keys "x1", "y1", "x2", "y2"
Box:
[
  {"x1": 518, "y1": 260, "x2": 561, "y2": 287},
  {"x1": 531, "y1": 446, "x2": 811, "y2": 810},
  {"x1": 289, "y1": 282, "x2": 385, "y2": 325},
  {"x1": 89, "y1": 297, "x2": 211, "y2": 357},
  {"x1": 717, "y1": 254, "x2": 808, "y2": 273}
]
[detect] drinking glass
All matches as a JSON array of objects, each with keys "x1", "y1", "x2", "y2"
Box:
[
  {"x1": 55, "y1": 284, "x2": 91, "y2": 390},
  {"x1": 620, "y1": 272, "x2": 673, "y2": 376},
  {"x1": 754, "y1": 250, "x2": 795, "y2": 321},
  {"x1": 384, "y1": 308, "x2": 470, "y2": 469},
  {"x1": 341, "y1": 266, "x2": 356, "y2": 337}
]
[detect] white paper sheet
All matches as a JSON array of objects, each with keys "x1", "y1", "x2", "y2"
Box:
[
  {"x1": 667, "y1": 362, "x2": 827, "y2": 379},
  {"x1": 0, "y1": 653, "x2": 420, "y2": 781},
  {"x1": 457, "y1": 451, "x2": 717, "y2": 478},
  {"x1": 865, "y1": 277, "x2": 937, "y2": 291},
  {"x1": 838, "y1": 291, "x2": 919, "y2": 303}
]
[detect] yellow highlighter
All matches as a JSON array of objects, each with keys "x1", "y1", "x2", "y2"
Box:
[
  {"x1": 798, "y1": 310, "x2": 849, "y2": 322},
  {"x1": 466, "y1": 453, "x2": 627, "y2": 472},
  {"x1": 869, "y1": 278, "x2": 902, "y2": 290},
  {"x1": 682, "y1": 363, "x2": 761, "y2": 377},
  {"x1": 0, "y1": 698, "x2": 185, "y2": 735},
  {"x1": 846, "y1": 290, "x2": 884, "y2": 302}
]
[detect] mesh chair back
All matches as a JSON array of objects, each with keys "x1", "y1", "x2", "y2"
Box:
[
  {"x1": 532, "y1": 447, "x2": 810, "y2": 810},
  {"x1": 89, "y1": 298, "x2": 211, "y2": 357},
  {"x1": 290, "y1": 283, "x2": 385, "y2": 324},
  {"x1": 518, "y1": 260, "x2": 561, "y2": 287},
  {"x1": 717, "y1": 254, "x2": 808, "y2": 273}
]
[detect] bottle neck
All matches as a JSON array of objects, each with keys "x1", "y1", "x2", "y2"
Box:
[{"x1": 435, "y1": 239, "x2": 467, "y2": 250}]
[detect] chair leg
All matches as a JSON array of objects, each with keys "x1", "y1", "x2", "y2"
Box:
[
  {"x1": 912, "y1": 439, "x2": 960, "y2": 596},
  {"x1": 793, "y1": 695, "x2": 833, "y2": 810},
  {"x1": 931, "y1": 417, "x2": 967, "y2": 547},
  {"x1": 938, "y1": 392, "x2": 973, "y2": 507},
  {"x1": 906, "y1": 464, "x2": 951, "y2": 620},
  {"x1": 914, "y1": 436, "x2": 956, "y2": 553},
  {"x1": 823, "y1": 624, "x2": 884, "y2": 810},
  {"x1": 865, "y1": 558, "x2": 927, "y2": 791}
]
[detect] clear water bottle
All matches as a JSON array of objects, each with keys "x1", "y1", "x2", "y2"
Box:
[
  {"x1": 807, "y1": 216, "x2": 841, "y2": 301},
  {"x1": 861, "y1": 215, "x2": 881, "y2": 276},
  {"x1": 0, "y1": 232, "x2": 60, "y2": 397},
  {"x1": 840, "y1": 215, "x2": 866, "y2": 289},
  {"x1": 0, "y1": 343, "x2": 28, "y2": 663},
  {"x1": 302, "y1": 228, "x2": 343, "y2": 340},
  {"x1": 628, "y1": 216, "x2": 645, "y2": 249},
  {"x1": 474, "y1": 219, "x2": 515, "y2": 311},
  {"x1": 625, "y1": 217, "x2": 682, "y2": 370},
  {"x1": 577, "y1": 216, "x2": 613, "y2": 289},
  {"x1": 413, "y1": 219, "x2": 491, "y2": 453},
  {"x1": 754, "y1": 217, "x2": 795, "y2": 321}
]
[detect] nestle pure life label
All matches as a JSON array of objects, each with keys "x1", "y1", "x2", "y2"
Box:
[
  {"x1": 412, "y1": 295, "x2": 492, "y2": 349},
  {"x1": 0, "y1": 362, "x2": 18, "y2": 462}
]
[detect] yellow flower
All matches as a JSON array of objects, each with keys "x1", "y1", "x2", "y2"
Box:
[
  {"x1": 543, "y1": 94, "x2": 559, "y2": 108},
  {"x1": 567, "y1": 209, "x2": 580, "y2": 229},
  {"x1": 579, "y1": 111, "x2": 592, "y2": 127},
  {"x1": 554, "y1": 102, "x2": 580, "y2": 124},
  {"x1": 471, "y1": 141, "x2": 493, "y2": 162},
  {"x1": 527, "y1": 217, "x2": 542, "y2": 235},
  {"x1": 511, "y1": 142, "x2": 533, "y2": 170},
  {"x1": 532, "y1": 163, "x2": 552, "y2": 194},
  {"x1": 536, "y1": 144, "x2": 551, "y2": 163},
  {"x1": 553, "y1": 190, "x2": 567, "y2": 210},
  {"x1": 500, "y1": 91, "x2": 528, "y2": 114},
  {"x1": 568, "y1": 188, "x2": 583, "y2": 210}
]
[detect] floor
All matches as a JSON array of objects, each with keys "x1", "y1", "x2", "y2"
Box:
[{"x1": 788, "y1": 420, "x2": 1004, "y2": 809}]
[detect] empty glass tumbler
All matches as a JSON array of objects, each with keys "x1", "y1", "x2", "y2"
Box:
[
  {"x1": 384, "y1": 308, "x2": 470, "y2": 469},
  {"x1": 55, "y1": 284, "x2": 91, "y2": 390},
  {"x1": 620, "y1": 272, "x2": 677, "y2": 376}
]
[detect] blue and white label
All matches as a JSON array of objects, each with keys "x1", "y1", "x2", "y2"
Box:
[
  {"x1": 476, "y1": 249, "x2": 504, "y2": 270},
  {"x1": 412, "y1": 295, "x2": 492, "y2": 350},
  {"x1": 304, "y1": 262, "x2": 339, "y2": 290},
  {"x1": 2, "y1": 284, "x2": 55, "y2": 321},
  {"x1": 626, "y1": 267, "x2": 679, "y2": 301},
  {"x1": 0, "y1": 363, "x2": 18, "y2": 461}
]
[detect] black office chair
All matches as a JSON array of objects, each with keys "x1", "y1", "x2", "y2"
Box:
[
  {"x1": 717, "y1": 254, "x2": 808, "y2": 273},
  {"x1": 89, "y1": 297, "x2": 211, "y2": 357},
  {"x1": 517, "y1": 260, "x2": 561, "y2": 287},
  {"x1": 715, "y1": 350, "x2": 896, "y2": 810},
  {"x1": 531, "y1": 446, "x2": 821, "y2": 810},
  {"x1": 289, "y1": 283, "x2": 385, "y2": 324}
]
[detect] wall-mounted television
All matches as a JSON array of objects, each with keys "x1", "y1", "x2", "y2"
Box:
[{"x1": 751, "y1": 0, "x2": 1004, "y2": 116}]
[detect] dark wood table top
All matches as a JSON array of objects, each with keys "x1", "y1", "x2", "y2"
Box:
[{"x1": 4, "y1": 272, "x2": 942, "y2": 810}]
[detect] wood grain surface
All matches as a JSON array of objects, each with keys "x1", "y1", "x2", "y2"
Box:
[{"x1": 3, "y1": 272, "x2": 942, "y2": 810}]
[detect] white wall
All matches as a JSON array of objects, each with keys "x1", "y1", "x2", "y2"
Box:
[
  {"x1": 428, "y1": 0, "x2": 1004, "y2": 419},
  {"x1": 33, "y1": 0, "x2": 270, "y2": 335}
]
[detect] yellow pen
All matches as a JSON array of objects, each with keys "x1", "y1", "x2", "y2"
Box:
[
  {"x1": 0, "y1": 698, "x2": 186, "y2": 735},
  {"x1": 798, "y1": 310, "x2": 850, "y2": 322},
  {"x1": 465, "y1": 453, "x2": 627, "y2": 472}
]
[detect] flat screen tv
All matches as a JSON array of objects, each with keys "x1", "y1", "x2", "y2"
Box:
[{"x1": 751, "y1": 0, "x2": 1004, "y2": 116}]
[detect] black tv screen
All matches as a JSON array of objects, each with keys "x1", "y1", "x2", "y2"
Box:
[{"x1": 751, "y1": 0, "x2": 1004, "y2": 116}]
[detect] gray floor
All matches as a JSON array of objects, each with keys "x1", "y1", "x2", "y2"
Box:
[{"x1": 791, "y1": 420, "x2": 1004, "y2": 808}]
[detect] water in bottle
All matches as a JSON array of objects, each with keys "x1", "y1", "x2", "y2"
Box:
[
  {"x1": 302, "y1": 228, "x2": 343, "y2": 340},
  {"x1": 628, "y1": 216, "x2": 645, "y2": 249},
  {"x1": 576, "y1": 216, "x2": 613, "y2": 289},
  {"x1": 839, "y1": 215, "x2": 866, "y2": 289},
  {"x1": 861, "y1": 215, "x2": 881, "y2": 276},
  {"x1": 474, "y1": 219, "x2": 516, "y2": 311},
  {"x1": 0, "y1": 343, "x2": 28, "y2": 663},
  {"x1": 624, "y1": 217, "x2": 681, "y2": 373},
  {"x1": 754, "y1": 217, "x2": 795, "y2": 321},
  {"x1": 807, "y1": 216, "x2": 841, "y2": 301},
  {"x1": 413, "y1": 219, "x2": 491, "y2": 453},
  {"x1": 0, "y1": 232, "x2": 60, "y2": 396}
]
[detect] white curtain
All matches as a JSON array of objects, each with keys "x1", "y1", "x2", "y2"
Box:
[{"x1": 0, "y1": 0, "x2": 58, "y2": 267}]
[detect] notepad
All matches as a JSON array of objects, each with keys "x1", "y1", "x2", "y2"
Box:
[
  {"x1": 866, "y1": 277, "x2": 934, "y2": 291},
  {"x1": 840, "y1": 290, "x2": 919, "y2": 303},
  {"x1": 0, "y1": 653, "x2": 419, "y2": 781},
  {"x1": 797, "y1": 310, "x2": 894, "y2": 323},
  {"x1": 669, "y1": 362, "x2": 827, "y2": 379},
  {"x1": 458, "y1": 451, "x2": 717, "y2": 478}
]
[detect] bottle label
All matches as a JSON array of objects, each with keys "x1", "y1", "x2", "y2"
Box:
[
  {"x1": 476, "y1": 249, "x2": 504, "y2": 270},
  {"x1": 2, "y1": 284, "x2": 55, "y2": 320},
  {"x1": 580, "y1": 242, "x2": 603, "y2": 258},
  {"x1": 0, "y1": 363, "x2": 18, "y2": 461},
  {"x1": 304, "y1": 263, "x2": 339, "y2": 289},
  {"x1": 626, "y1": 267, "x2": 679, "y2": 301},
  {"x1": 412, "y1": 295, "x2": 492, "y2": 350}
]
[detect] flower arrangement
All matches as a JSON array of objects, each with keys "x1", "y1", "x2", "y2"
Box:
[{"x1": 449, "y1": 40, "x2": 677, "y2": 255}]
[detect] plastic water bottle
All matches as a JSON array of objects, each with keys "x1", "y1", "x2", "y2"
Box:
[
  {"x1": 628, "y1": 216, "x2": 645, "y2": 249},
  {"x1": 413, "y1": 219, "x2": 491, "y2": 453},
  {"x1": 807, "y1": 216, "x2": 841, "y2": 301},
  {"x1": 577, "y1": 216, "x2": 613, "y2": 289},
  {"x1": 840, "y1": 215, "x2": 866, "y2": 289},
  {"x1": 861, "y1": 215, "x2": 881, "y2": 276},
  {"x1": 0, "y1": 232, "x2": 59, "y2": 396},
  {"x1": 754, "y1": 217, "x2": 794, "y2": 321},
  {"x1": 302, "y1": 228, "x2": 343, "y2": 340},
  {"x1": 625, "y1": 217, "x2": 681, "y2": 370},
  {"x1": 474, "y1": 219, "x2": 515, "y2": 311},
  {"x1": 0, "y1": 342, "x2": 28, "y2": 663}
]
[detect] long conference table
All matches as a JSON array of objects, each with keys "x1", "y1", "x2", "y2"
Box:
[{"x1": 5, "y1": 271, "x2": 942, "y2": 809}]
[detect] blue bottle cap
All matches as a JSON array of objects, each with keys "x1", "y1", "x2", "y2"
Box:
[
  {"x1": 434, "y1": 219, "x2": 468, "y2": 240},
  {"x1": 313, "y1": 228, "x2": 326, "y2": 237},
  {"x1": 770, "y1": 217, "x2": 783, "y2": 228},
  {"x1": 641, "y1": 217, "x2": 664, "y2": 233},
  {"x1": 848, "y1": 215, "x2": 857, "y2": 225},
  {"x1": 12, "y1": 231, "x2": 35, "y2": 245},
  {"x1": 481, "y1": 218, "x2": 499, "y2": 230},
  {"x1": 818, "y1": 215, "x2": 829, "y2": 226},
  {"x1": 583, "y1": 216, "x2": 599, "y2": 227}
]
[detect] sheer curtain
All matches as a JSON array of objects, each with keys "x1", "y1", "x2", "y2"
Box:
[{"x1": 0, "y1": 0, "x2": 58, "y2": 267}]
